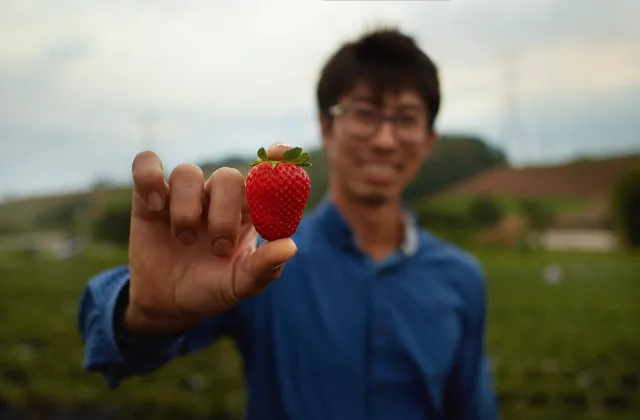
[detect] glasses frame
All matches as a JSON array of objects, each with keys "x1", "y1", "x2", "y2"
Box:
[{"x1": 327, "y1": 103, "x2": 429, "y2": 145}]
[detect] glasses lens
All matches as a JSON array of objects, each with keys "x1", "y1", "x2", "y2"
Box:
[
  {"x1": 344, "y1": 105, "x2": 379, "y2": 138},
  {"x1": 394, "y1": 115, "x2": 427, "y2": 144},
  {"x1": 340, "y1": 104, "x2": 428, "y2": 143}
]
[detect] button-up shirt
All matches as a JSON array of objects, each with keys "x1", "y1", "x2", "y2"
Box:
[{"x1": 78, "y1": 199, "x2": 498, "y2": 419}]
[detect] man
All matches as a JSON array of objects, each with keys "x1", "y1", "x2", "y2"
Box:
[{"x1": 78, "y1": 27, "x2": 498, "y2": 419}]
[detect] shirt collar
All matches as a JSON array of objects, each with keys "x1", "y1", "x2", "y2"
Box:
[{"x1": 311, "y1": 196, "x2": 419, "y2": 257}]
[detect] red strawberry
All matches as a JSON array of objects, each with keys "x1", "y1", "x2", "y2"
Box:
[{"x1": 245, "y1": 146, "x2": 311, "y2": 241}]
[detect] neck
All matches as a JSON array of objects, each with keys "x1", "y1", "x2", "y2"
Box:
[{"x1": 329, "y1": 190, "x2": 405, "y2": 261}]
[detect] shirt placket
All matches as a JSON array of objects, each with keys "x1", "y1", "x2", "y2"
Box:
[{"x1": 366, "y1": 259, "x2": 399, "y2": 420}]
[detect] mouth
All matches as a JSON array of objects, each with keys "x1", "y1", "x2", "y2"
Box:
[{"x1": 360, "y1": 163, "x2": 399, "y2": 184}]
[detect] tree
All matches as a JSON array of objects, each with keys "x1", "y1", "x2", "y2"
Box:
[
  {"x1": 93, "y1": 201, "x2": 132, "y2": 245},
  {"x1": 302, "y1": 149, "x2": 330, "y2": 212},
  {"x1": 468, "y1": 196, "x2": 503, "y2": 227},
  {"x1": 34, "y1": 199, "x2": 90, "y2": 233},
  {"x1": 520, "y1": 199, "x2": 554, "y2": 232},
  {"x1": 611, "y1": 170, "x2": 640, "y2": 248}
]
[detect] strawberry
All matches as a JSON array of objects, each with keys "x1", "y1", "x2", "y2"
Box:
[{"x1": 245, "y1": 146, "x2": 311, "y2": 241}]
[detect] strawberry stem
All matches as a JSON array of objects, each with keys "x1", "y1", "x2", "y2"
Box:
[{"x1": 248, "y1": 146, "x2": 312, "y2": 167}]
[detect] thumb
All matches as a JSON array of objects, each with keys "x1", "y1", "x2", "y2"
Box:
[{"x1": 234, "y1": 238, "x2": 298, "y2": 299}]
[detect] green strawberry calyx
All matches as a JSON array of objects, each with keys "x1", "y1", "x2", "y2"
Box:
[{"x1": 248, "y1": 146, "x2": 312, "y2": 168}]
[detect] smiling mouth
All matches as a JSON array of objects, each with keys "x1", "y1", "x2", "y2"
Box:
[{"x1": 360, "y1": 164, "x2": 398, "y2": 183}]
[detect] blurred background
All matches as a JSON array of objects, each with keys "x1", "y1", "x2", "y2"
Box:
[{"x1": 1, "y1": 0, "x2": 639, "y2": 419}]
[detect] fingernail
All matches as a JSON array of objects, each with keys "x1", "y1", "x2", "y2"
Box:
[
  {"x1": 178, "y1": 230, "x2": 197, "y2": 246},
  {"x1": 147, "y1": 191, "x2": 163, "y2": 211},
  {"x1": 272, "y1": 262, "x2": 285, "y2": 269},
  {"x1": 212, "y1": 238, "x2": 232, "y2": 256}
]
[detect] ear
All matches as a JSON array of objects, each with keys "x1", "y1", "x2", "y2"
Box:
[
  {"x1": 319, "y1": 113, "x2": 332, "y2": 147},
  {"x1": 418, "y1": 129, "x2": 437, "y2": 160}
]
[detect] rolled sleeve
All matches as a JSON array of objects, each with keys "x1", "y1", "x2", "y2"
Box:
[{"x1": 77, "y1": 266, "x2": 184, "y2": 387}]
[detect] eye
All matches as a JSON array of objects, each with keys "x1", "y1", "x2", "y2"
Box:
[
  {"x1": 396, "y1": 115, "x2": 419, "y2": 127},
  {"x1": 352, "y1": 108, "x2": 378, "y2": 124}
]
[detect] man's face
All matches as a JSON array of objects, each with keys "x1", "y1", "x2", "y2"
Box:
[{"x1": 321, "y1": 84, "x2": 436, "y2": 206}]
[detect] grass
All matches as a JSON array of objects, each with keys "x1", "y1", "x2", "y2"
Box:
[
  {"x1": 0, "y1": 247, "x2": 639, "y2": 419},
  {"x1": 478, "y1": 250, "x2": 640, "y2": 419},
  {"x1": 0, "y1": 247, "x2": 244, "y2": 419}
]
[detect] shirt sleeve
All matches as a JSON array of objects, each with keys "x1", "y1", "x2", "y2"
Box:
[
  {"x1": 77, "y1": 265, "x2": 242, "y2": 388},
  {"x1": 444, "y1": 257, "x2": 499, "y2": 419}
]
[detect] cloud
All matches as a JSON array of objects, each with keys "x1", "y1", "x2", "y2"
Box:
[{"x1": 0, "y1": 0, "x2": 638, "y2": 199}]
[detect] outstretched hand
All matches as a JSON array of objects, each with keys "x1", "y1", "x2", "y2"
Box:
[{"x1": 124, "y1": 143, "x2": 298, "y2": 334}]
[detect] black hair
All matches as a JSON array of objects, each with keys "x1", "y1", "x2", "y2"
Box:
[{"x1": 316, "y1": 26, "x2": 441, "y2": 129}]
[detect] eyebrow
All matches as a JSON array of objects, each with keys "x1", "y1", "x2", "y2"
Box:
[
  {"x1": 351, "y1": 95, "x2": 376, "y2": 103},
  {"x1": 351, "y1": 97, "x2": 423, "y2": 109},
  {"x1": 351, "y1": 95, "x2": 422, "y2": 109}
]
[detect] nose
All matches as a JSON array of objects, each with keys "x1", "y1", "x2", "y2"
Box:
[{"x1": 369, "y1": 120, "x2": 397, "y2": 150}]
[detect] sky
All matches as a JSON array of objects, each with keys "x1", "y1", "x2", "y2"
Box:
[{"x1": 1, "y1": 0, "x2": 639, "y2": 201}]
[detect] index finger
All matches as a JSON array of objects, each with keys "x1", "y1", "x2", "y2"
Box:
[
  {"x1": 132, "y1": 150, "x2": 168, "y2": 212},
  {"x1": 265, "y1": 143, "x2": 295, "y2": 161}
]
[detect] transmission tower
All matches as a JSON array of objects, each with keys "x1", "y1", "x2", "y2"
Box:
[{"x1": 500, "y1": 50, "x2": 527, "y2": 166}]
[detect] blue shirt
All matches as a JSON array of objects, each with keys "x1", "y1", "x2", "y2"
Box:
[{"x1": 78, "y1": 199, "x2": 498, "y2": 419}]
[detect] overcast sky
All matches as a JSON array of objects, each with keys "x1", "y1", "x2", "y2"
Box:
[{"x1": 1, "y1": 0, "x2": 639, "y2": 201}]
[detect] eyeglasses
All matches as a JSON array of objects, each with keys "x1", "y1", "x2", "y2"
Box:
[{"x1": 327, "y1": 103, "x2": 429, "y2": 144}]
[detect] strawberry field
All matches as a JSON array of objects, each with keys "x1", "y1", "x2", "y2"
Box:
[{"x1": 0, "y1": 246, "x2": 638, "y2": 419}]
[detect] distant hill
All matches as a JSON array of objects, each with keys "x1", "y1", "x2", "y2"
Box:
[
  {"x1": 0, "y1": 187, "x2": 132, "y2": 234},
  {"x1": 0, "y1": 134, "x2": 576, "y2": 235},
  {"x1": 439, "y1": 153, "x2": 640, "y2": 200}
]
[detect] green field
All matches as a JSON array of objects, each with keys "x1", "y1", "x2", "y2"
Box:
[
  {"x1": 425, "y1": 194, "x2": 588, "y2": 216},
  {"x1": 1, "y1": 247, "x2": 639, "y2": 419}
]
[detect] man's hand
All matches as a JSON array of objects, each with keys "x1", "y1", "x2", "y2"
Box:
[{"x1": 124, "y1": 143, "x2": 298, "y2": 335}]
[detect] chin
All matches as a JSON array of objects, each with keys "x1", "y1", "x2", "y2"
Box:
[
  {"x1": 357, "y1": 194, "x2": 389, "y2": 206},
  {"x1": 349, "y1": 186, "x2": 397, "y2": 206}
]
